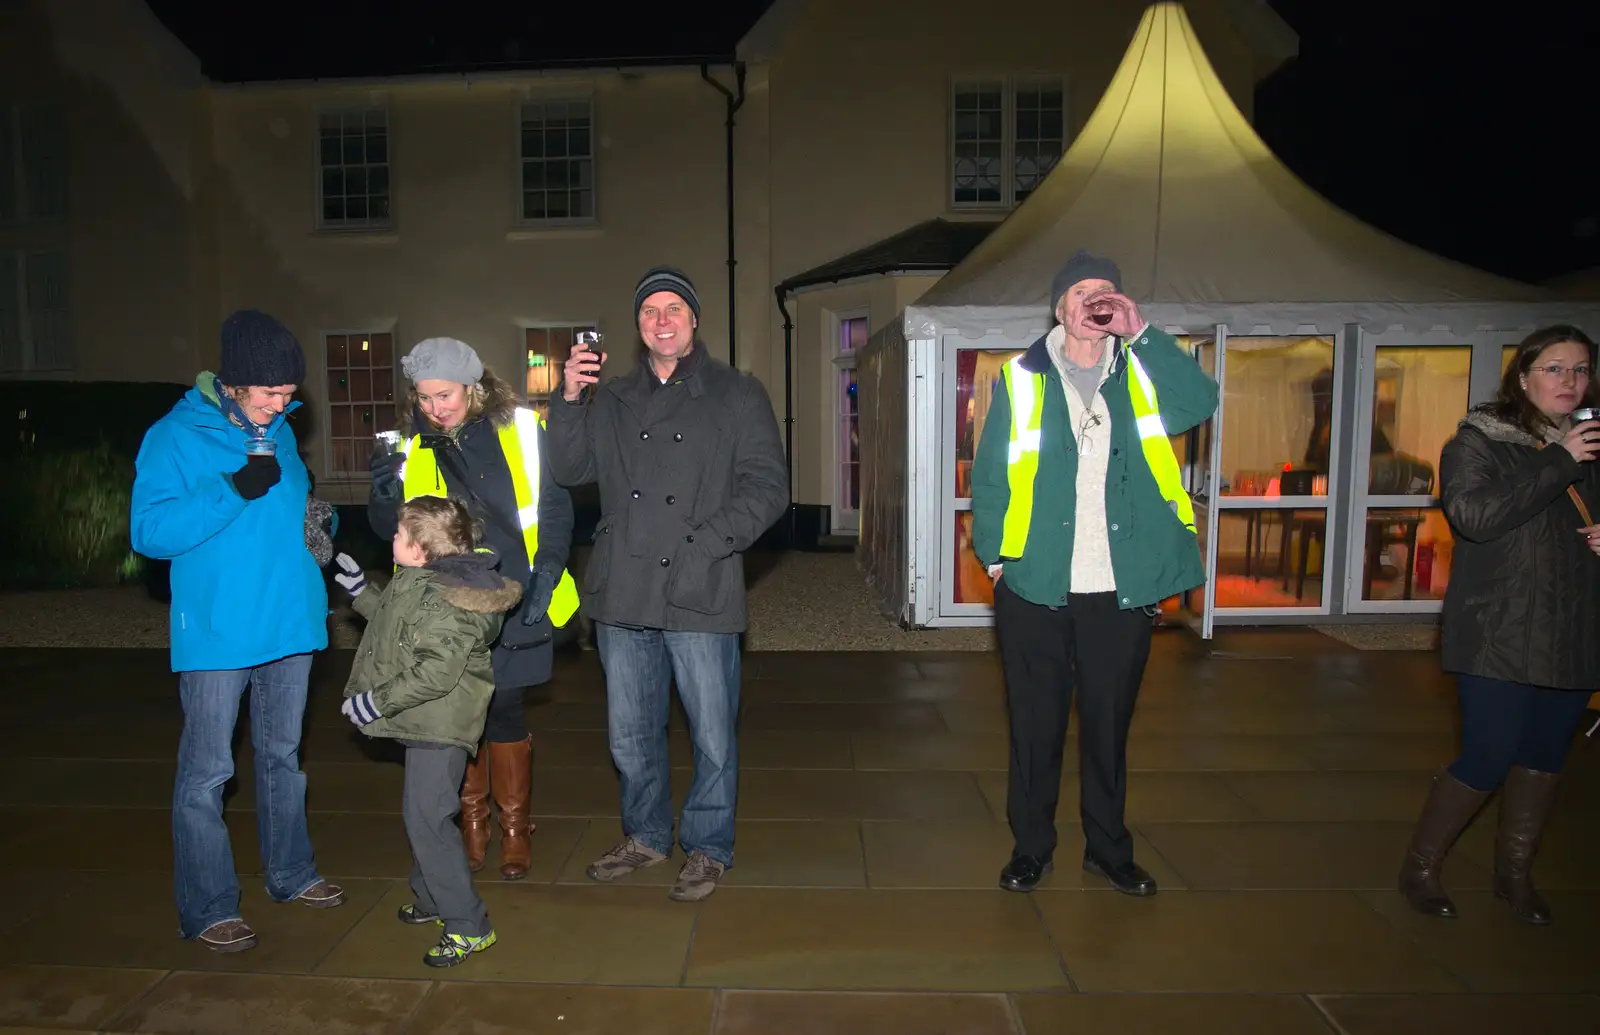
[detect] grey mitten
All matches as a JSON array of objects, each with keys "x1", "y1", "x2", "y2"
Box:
[{"x1": 305, "y1": 495, "x2": 335, "y2": 567}]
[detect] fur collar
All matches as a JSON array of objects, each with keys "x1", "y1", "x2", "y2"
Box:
[
  {"x1": 1459, "y1": 403, "x2": 1561, "y2": 447},
  {"x1": 436, "y1": 577, "x2": 523, "y2": 615},
  {"x1": 425, "y1": 551, "x2": 523, "y2": 614}
]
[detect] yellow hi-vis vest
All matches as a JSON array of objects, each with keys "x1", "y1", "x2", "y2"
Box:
[
  {"x1": 999, "y1": 348, "x2": 1195, "y2": 560},
  {"x1": 399, "y1": 407, "x2": 580, "y2": 628}
]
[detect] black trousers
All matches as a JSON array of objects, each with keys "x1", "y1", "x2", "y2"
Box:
[
  {"x1": 994, "y1": 581, "x2": 1152, "y2": 864},
  {"x1": 484, "y1": 685, "x2": 528, "y2": 743}
]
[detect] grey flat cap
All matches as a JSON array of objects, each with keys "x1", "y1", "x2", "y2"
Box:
[{"x1": 401, "y1": 337, "x2": 484, "y2": 385}]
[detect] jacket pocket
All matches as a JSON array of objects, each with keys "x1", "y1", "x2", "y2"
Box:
[
  {"x1": 665, "y1": 526, "x2": 733, "y2": 615},
  {"x1": 583, "y1": 518, "x2": 613, "y2": 597}
]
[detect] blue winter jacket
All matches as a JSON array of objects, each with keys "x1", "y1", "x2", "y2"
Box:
[{"x1": 131, "y1": 373, "x2": 329, "y2": 673}]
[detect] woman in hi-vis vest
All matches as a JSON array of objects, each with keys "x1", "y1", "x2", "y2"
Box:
[{"x1": 368, "y1": 338, "x2": 578, "y2": 880}]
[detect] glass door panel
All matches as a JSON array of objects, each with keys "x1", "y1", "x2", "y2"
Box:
[
  {"x1": 1348, "y1": 342, "x2": 1471, "y2": 611},
  {"x1": 1213, "y1": 334, "x2": 1338, "y2": 616}
]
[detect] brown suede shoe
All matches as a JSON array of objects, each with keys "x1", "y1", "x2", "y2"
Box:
[
  {"x1": 669, "y1": 851, "x2": 726, "y2": 902},
  {"x1": 197, "y1": 919, "x2": 257, "y2": 953},
  {"x1": 292, "y1": 880, "x2": 346, "y2": 909},
  {"x1": 586, "y1": 837, "x2": 668, "y2": 882}
]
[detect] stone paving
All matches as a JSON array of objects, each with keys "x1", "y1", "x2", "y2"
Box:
[{"x1": 0, "y1": 630, "x2": 1596, "y2": 1034}]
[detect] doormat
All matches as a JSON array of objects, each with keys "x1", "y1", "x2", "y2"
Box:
[{"x1": 1312, "y1": 623, "x2": 1440, "y2": 651}]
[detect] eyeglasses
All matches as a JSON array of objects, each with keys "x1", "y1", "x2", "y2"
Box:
[{"x1": 1530, "y1": 364, "x2": 1592, "y2": 382}]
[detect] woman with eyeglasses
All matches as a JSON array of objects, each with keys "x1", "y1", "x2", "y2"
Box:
[{"x1": 1399, "y1": 324, "x2": 1600, "y2": 926}]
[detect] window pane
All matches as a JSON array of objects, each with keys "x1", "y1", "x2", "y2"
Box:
[
  {"x1": 0, "y1": 252, "x2": 21, "y2": 369},
  {"x1": 1214, "y1": 508, "x2": 1328, "y2": 609},
  {"x1": 19, "y1": 103, "x2": 68, "y2": 222},
  {"x1": 347, "y1": 368, "x2": 372, "y2": 401},
  {"x1": 327, "y1": 368, "x2": 350, "y2": 402},
  {"x1": 1360, "y1": 506, "x2": 1453, "y2": 601},
  {"x1": 24, "y1": 251, "x2": 70, "y2": 368},
  {"x1": 0, "y1": 108, "x2": 15, "y2": 225},
  {"x1": 366, "y1": 130, "x2": 387, "y2": 164},
  {"x1": 371, "y1": 333, "x2": 393, "y2": 368},
  {"x1": 1219, "y1": 336, "x2": 1336, "y2": 496},
  {"x1": 1369, "y1": 346, "x2": 1469, "y2": 495},
  {"x1": 331, "y1": 404, "x2": 353, "y2": 438},
  {"x1": 954, "y1": 348, "x2": 1025, "y2": 498},
  {"x1": 953, "y1": 511, "x2": 995, "y2": 605},
  {"x1": 521, "y1": 101, "x2": 595, "y2": 222},
  {"x1": 952, "y1": 81, "x2": 1005, "y2": 206},
  {"x1": 348, "y1": 334, "x2": 372, "y2": 367}
]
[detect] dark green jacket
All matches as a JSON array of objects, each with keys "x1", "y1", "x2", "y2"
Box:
[
  {"x1": 343, "y1": 555, "x2": 522, "y2": 752},
  {"x1": 971, "y1": 326, "x2": 1218, "y2": 610}
]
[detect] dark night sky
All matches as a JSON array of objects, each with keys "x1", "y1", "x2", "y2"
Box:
[{"x1": 147, "y1": 1, "x2": 1598, "y2": 284}]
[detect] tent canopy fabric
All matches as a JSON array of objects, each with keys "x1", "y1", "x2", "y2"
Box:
[{"x1": 907, "y1": 3, "x2": 1591, "y2": 338}]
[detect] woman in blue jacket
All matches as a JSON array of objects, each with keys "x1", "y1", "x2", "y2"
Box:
[{"x1": 131, "y1": 310, "x2": 345, "y2": 953}]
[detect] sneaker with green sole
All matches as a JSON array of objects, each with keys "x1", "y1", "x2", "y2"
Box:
[
  {"x1": 397, "y1": 903, "x2": 441, "y2": 926},
  {"x1": 424, "y1": 930, "x2": 496, "y2": 968}
]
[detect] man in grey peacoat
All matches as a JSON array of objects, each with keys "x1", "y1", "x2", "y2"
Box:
[{"x1": 546, "y1": 266, "x2": 787, "y2": 903}]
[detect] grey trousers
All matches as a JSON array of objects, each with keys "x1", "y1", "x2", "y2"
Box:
[{"x1": 402, "y1": 743, "x2": 490, "y2": 938}]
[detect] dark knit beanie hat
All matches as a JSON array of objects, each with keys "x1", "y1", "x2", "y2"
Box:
[
  {"x1": 634, "y1": 267, "x2": 701, "y2": 320},
  {"x1": 219, "y1": 309, "x2": 306, "y2": 387},
  {"x1": 1050, "y1": 250, "x2": 1123, "y2": 308}
]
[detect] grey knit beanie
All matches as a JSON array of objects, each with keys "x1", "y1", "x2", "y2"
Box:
[
  {"x1": 400, "y1": 337, "x2": 484, "y2": 385},
  {"x1": 1050, "y1": 250, "x2": 1123, "y2": 308}
]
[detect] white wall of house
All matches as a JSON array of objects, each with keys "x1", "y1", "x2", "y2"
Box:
[{"x1": 2, "y1": 0, "x2": 1283, "y2": 512}]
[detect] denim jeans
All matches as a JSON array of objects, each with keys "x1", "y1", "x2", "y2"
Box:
[
  {"x1": 173, "y1": 653, "x2": 322, "y2": 939},
  {"x1": 596, "y1": 624, "x2": 741, "y2": 867}
]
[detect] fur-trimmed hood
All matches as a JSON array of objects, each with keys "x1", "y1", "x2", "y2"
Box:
[
  {"x1": 399, "y1": 368, "x2": 520, "y2": 436},
  {"x1": 423, "y1": 550, "x2": 523, "y2": 615},
  {"x1": 1458, "y1": 403, "x2": 1562, "y2": 448}
]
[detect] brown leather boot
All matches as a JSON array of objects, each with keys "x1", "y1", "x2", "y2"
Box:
[
  {"x1": 460, "y1": 743, "x2": 491, "y2": 874},
  {"x1": 1494, "y1": 766, "x2": 1559, "y2": 925},
  {"x1": 1398, "y1": 769, "x2": 1489, "y2": 918},
  {"x1": 489, "y1": 736, "x2": 535, "y2": 880}
]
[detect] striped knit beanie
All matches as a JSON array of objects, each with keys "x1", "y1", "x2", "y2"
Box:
[{"x1": 633, "y1": 267, "x2": 700, "y2": 320}]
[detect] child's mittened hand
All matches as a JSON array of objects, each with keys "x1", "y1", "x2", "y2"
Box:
[
  {"x1": 333, "y1": 553, "x2": 367, "y2": 597},
  {"x1": 341, "y1": 693, "x2": 381, "y2": 728}
]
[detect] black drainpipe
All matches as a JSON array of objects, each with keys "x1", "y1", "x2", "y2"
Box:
[
  {"x1": 775, "y1": 286, "x2": 795, "y2": 514},
  {"x1": 700, "y1": 62, "x2": 746, "y2": 368}
]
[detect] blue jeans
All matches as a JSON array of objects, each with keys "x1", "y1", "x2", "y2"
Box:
[
  {"x1": 596, "y1": 624, "x2": 741, "y2": 867},
  {"x1": 173, "y1": 654, "x2": 322, "y2": 938},
  {"x1": 1448, "y1": 674, "x2": 1592, "y2": 791}
]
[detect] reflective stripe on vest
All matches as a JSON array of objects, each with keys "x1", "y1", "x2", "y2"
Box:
[
  {"x1": 999, "y1": 358, "x2": 1045, "y2": 558},
  {"x1": 1124, "y1": 349, "x2": 1196, "y2": 533},
  {"x1": 998, "y1": 349, "x2": 1195, "y2": 561},
  {"x1": 398, "y1": 408, "x2": 580, "y2": 628}
]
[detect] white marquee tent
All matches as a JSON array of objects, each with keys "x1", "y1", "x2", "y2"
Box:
[{"x1": 861, "y1": 2, "x2": 1600, "y2": 631}]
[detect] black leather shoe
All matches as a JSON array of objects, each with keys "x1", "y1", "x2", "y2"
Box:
[
  {"x1": 1084, "y1": 856, "x2": 1158, "y2": 896},
  {"x1": 999, "y1": 854, "x2": 1053, "y2": 893}
]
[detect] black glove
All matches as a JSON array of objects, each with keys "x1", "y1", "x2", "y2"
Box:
[
  {"x1": 231, "y1": 453, "x2": 281, "y2": 500},
  {"x1": 369, "y1": 448, "x2": 404, "y2": 502},
  {"x1": 521, "y1": 568, "x2": 556, "y2": 626}
]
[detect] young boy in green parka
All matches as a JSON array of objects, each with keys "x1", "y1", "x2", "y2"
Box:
[{"x1": 332, "y1": 496, "x2": 522, "y2": 968}]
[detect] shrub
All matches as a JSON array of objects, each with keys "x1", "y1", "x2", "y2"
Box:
[{"x1": 0, "y1": 441, "x2": 143, "y2": 590}]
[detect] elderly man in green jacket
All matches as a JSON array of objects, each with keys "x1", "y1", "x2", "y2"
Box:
[{"x1": 972, "y1": 250, "x2": 1218, "y2": 895}]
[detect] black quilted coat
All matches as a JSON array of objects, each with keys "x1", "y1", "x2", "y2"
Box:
[{"x1": 1439, "y1": 405, "x2": 1600, "y2": 690}]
